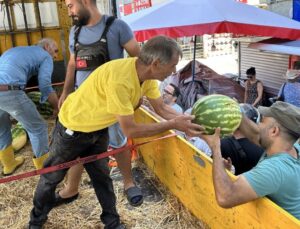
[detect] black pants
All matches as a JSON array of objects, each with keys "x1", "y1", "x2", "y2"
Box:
[{"x1": 29, "y1": 120, "x2": 120, "y2": 228}]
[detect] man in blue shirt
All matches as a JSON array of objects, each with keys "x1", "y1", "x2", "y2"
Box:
[
  {"x1": 203, "y1": 102, "x2": 300, "y2": 220},
  {"x1": 0, "y1": 38, "x2": 59, "y2": 175}
]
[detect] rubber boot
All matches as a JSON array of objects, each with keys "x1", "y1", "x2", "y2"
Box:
[
  {"x1": 0, "y1": 145, "x2": 25, "y2": 175},
  {"x1": 32, "y1": 153, "x2": 49, "y2": 169}
]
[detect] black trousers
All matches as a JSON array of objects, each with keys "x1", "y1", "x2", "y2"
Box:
[{"x1": 29, "y1": 120, "x2": 120, "y2": 228}]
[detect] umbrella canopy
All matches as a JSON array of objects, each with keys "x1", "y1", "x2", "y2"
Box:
[
  {"x1": 123, "y1": 0, "x2": 300, "y2": 42},
  {"x1": 248, "y1": 38, "x2": 300, "y2": 56}
]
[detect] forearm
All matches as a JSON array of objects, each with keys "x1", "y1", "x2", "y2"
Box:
[
  {"x1": 244, "y1": 95, "x2": 247, "y2": 103},
  {"x1": 62, "y1": 63, "x2": 76, "y2": 94},
  {"x1": 212, "y1": 148, "x2": 235, "y2": 208},
  {"x1": 121, "y1": 119, "x2": 175, "y2": 138},
  {"x1": 155, "y1": 103, "x2": 180, "y2": 120},
  {"x1": 47, "y1": 91, "x2": 59, "y2": 111}
]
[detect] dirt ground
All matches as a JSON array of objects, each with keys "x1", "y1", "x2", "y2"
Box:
[{"x1": 0, "y1": 118, "x2": 207, "y2": 229}]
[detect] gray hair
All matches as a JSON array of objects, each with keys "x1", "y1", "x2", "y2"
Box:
[
  {"x1": 139, "y1": 35, "x2": 182, "y2": 65},
  {"x1": 36, "y1": 38, "x2": 57, "y2": 49}
]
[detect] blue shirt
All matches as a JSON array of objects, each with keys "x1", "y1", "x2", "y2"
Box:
[
  {"x1": 171, "y1": 103, "x2": 183, "y2": 114},
  {"x1": 277, "y1": 81, "x2": 300, "y2": 108},
  {"x1": 243, "y1": 152, "x2": 300, "y2": 219},
  {"x1": 0, "y1": 46, "x2": 54, "y2": 102},
  {"x1": 69, "y1": 15, "x2": 133, "y2": 87}
]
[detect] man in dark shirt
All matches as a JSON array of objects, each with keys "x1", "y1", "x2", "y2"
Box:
[{"x1": 220, "y1": 104, "x2": 264, "y2": 174}]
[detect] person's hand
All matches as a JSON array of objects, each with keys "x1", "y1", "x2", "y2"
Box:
[
  {"x1": 172, "y1": 114, "x2": 205, "y2": 137},
  {"x1": 201, "y1": 127, "x2": 221, "y2": 152},
  {"x1": 58, "y1": 92, "x2": 68, "y2": 109},
  {"x1": 223, "y1": 157, "x2": 232, "y2": 171},
  {"x1": 51, "y1": 108, "x2": 59, "y2": 118}
]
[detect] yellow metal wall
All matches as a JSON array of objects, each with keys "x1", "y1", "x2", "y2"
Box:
[
  {"x1": 0, "y1": 0, "x2": 72, "y2": 62},
  {"x1": 133, "y1": 107, "x2": 300, "y2": 229}
]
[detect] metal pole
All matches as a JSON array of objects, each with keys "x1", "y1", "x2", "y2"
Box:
[
  {"x1": 4, "y1": 0, "x2": 15, "y2": 47},
  {"x1": 34, "y1": 0, "x2": 44, "y2": 38},
  {"x1": 192, "y1": 35, "x2": 197, "y2": 82},
  {"x1": 111, "y1": 0, "x2": 117, "y2": 17},
  {"x1": 21, "y1": 0, "x2": 31, "y2": 45}
]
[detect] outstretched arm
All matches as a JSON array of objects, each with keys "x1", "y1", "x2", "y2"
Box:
[
  {"x1": 202, "y1": 128, "x2": 258, "y2": 208},
  {"x1": 148, "y1": 97, "x2": 181, "y2": 120},
  {"x1": 116, "y1": 113, "x2": 204, "y2": 138}
]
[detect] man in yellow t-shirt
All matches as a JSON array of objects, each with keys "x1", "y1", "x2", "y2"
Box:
[{"x1": 29, "y1": 35, "x2": 204, "y2": 229}]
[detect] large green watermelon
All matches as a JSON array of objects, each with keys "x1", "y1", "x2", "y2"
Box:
[
  {"x1": 27, "y1": 91, "x2": 53, "y2": 119},
  {"x1": 191, "y1": 94, "x2": 242, "y2": 136},
  {"x1": 11, "y1": 122, "x2": 27, "y2": 151}
]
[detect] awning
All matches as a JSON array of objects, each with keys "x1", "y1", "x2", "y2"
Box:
[
  {"x1": 123, "y1": 0, "x2": 300, "y2": 42},
  {"x1": 248, "y1": 38, "x2": 300, "y2": 56}
]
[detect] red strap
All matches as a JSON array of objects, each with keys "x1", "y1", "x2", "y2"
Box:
[{"x1": 0, "y1": 133, "x2": 176, "y2": 184}]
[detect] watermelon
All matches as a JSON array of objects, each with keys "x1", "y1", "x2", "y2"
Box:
[
  {"x1": 27, "y1": 91, "x2": 53, "y2": 119},
  {"x1": 191, "y1": 94, "x2": 242, "y2": 136},
  {"x1": 11, "y1": 122, "x2": 27, "y2": 151}
]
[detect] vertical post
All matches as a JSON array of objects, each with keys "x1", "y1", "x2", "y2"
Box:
[
  {"x1": 192, "y1": 35, "x2": 197, "y2": 82},
  {"x1": 111, "y1": 0, "x2": 118, "y2": 17},
  {"x1": 4, "y1": 0, "x2": 16, "y2": 47},
  {"x1": 21, "y1": 0, "x2": 31, "y2": 45},
  {"x1": 34, "y1": 0, "x2": 44, "y2": 38},
  {"x1": 238, "y1": 41, "x2": 241, "y2": 79}
]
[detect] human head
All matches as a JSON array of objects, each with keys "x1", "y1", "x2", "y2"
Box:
[
  {"x1": 257, "y1": 102, "x2": 300, "y2": 148},
  {"x1": 65, "y1": 0, "x2": 95, "y2": 26},
  {"x1": 139, "y1": 35, "x2": 182, "y2": 81},
  {"x1": 285, "y1": 69, "x2": 300, "y2": 82},
  {"x1": 163, "y1": 83, "x2": 181, "y2": 105},
  {"x1": 37, "y1": 38, "x2": 58, "y2": 59},
  {"x1": 239, "y1": 103, "x2": 260, "y2": 123},
  {"x1": 246, "y1": 67, "x2": 256, "y2": 79}
]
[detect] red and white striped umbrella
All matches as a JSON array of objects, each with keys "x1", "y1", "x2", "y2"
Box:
[{"x1": 123, "y1": 0, "x2": 300, "y2": 41}]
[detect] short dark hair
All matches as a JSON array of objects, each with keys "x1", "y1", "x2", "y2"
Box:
[
  {"x1": 170, "y1": 83, "x2": 181, "y2": 97},
  {"x1": 246, "y1": 67, "x2": 256, "y2": 76}
]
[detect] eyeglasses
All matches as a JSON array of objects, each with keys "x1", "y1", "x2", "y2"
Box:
[{"x1": 163, "y1": 89, "x2": 174, "y2": 96}]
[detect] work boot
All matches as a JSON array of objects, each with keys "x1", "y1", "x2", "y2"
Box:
[
  {"x1": 0, "y1": 145, "x2": 25, "y2": 175},
  {"x1": 32, "y1": 153, "x2": 49, "y2": 169}
]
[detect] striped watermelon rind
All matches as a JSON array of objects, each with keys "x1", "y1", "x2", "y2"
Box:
[
  {"x1": 191, "y1": 94, "x2": 242, "y2": 136},
  {"x1": 11, "y1": 122, "x2": 27, "y2": 151},
  {"x1": 27, "y1": 91, "x2": 53, "y2": 118}
]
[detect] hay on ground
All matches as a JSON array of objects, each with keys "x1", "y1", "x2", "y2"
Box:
[{"x1": 0, "y1": 119, "x2": 208, "y2": 229}]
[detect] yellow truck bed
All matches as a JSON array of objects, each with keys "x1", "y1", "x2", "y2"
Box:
[{"x1": 133, "y1": 107, "x2": 300, "y2": 229}]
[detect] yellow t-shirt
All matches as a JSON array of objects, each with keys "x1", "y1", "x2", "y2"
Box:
[{"x1": 59, "y1": 57, "x2": 160, "y2": 132}]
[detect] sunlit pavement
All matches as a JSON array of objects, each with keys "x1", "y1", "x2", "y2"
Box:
[{"x1": 177, "y1": 54, "x2": 238, "y2": 76}]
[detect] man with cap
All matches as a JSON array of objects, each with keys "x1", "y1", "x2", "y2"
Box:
[{"x1": 203, "y1": 101, "x2": 300, "y2": 220}]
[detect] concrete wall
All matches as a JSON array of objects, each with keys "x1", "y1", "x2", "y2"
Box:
[{"x1": 260, "y1": 0, "x2": 292, "y2": 17}]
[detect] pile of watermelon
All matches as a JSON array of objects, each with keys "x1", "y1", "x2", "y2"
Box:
[
  {"x1": 27, "y1": 91, "x2": 53, "y2": 119},
  {"x1": 191, "y1": 94, "x2": 242, "y2": 136}
]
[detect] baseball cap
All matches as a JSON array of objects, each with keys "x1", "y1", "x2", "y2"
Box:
[{"x1": 258, "y1": 101, "x2": 300, "y2": 137}]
